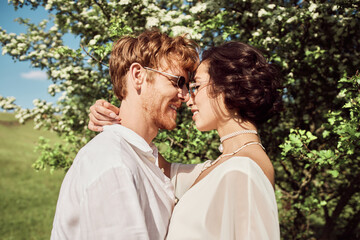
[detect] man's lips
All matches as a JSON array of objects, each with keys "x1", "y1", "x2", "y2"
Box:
[
  {"x1": 169, "y1": 104, "x2": 178, "y2": 111},
  {"x1": 169, "y1": 102, "x2": 181, "y2": 111}
]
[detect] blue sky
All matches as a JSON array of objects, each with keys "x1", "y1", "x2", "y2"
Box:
[{"x1": 0, "y1": 1, "x2": 77, "y2": 109}]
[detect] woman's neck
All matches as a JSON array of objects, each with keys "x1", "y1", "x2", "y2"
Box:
[{"x1": 217, "y1": 120, "x2": 260, "y2": 154}]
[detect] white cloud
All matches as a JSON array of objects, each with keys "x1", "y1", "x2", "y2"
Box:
[{"x1": 20, "y1": 71, "x2": 47, "y2": 81}]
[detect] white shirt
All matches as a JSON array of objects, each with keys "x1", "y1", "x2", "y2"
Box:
[
  {"x1": 51, "y1": 124, "x2": 175, "y2": 240},
  {"x1": 167, "y1": 157, "x2": 280, "y2": 240}
]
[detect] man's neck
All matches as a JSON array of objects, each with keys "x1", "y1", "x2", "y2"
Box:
[{"x1": 118, "y1": 100, "x2": 158, "y2": 144}]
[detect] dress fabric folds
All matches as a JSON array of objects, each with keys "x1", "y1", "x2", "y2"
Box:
[{"x1": 167, "y1": 157, "x2": 280, "y2": 240}]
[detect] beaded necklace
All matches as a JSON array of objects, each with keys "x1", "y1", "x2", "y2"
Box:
[{"x1": 218, "y1": 130, "x2": 258, "y2": 152}]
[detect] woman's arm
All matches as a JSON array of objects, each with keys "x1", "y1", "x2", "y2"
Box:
[{"x1": 88, "y1": 99, "x2": 121, "y2": 132}]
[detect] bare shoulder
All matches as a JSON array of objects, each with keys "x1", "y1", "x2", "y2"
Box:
[{"x1": 240, "y1": 151, "x2": 275, "y2": 188}]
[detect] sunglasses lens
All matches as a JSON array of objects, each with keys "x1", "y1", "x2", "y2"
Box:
[{"x1": 178, "y1": 76, "x2": 186, "y2": 89}]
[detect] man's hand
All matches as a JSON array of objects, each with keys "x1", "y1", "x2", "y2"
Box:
[{"x1": 88, "y1": 99, "x2": 121, "y2": 132}]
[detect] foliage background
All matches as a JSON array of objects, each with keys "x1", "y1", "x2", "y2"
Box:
[{"x1": 1, "y1": 0, "x2": 359, "y2": 239}]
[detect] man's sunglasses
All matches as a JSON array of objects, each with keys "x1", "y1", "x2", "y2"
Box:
[{"x1": 143, "y1": 67, "x2": 189, "y2": 92}]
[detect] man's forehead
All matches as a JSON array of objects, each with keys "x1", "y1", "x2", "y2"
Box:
[
  {"x1": 159, "y1": 58, "x2": 183, "y2": 69},
  {"x1": 159, "y1": 59, "x2": 187, "y2": 75}
]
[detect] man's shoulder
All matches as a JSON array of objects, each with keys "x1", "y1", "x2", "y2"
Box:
[
  {"x1": 80, "y1": 125, "x2": 130, "y2": 154},
  {"x1": 73, "y1": 126, "x2": 135, "y2": 172},
  {"x1": 91, "y1": 124, "x2": 126, "y2": 143}
]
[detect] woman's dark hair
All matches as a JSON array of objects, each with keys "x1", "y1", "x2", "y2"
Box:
[{"x1": 201, "y1": 41, "x2": 283, "y2": 125}]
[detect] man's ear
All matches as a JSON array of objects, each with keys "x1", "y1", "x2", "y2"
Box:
[{"x1": 129, "y1": 62, "x2": 145, "y2": 91}]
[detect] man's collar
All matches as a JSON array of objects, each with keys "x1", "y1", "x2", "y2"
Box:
[{"x1": 103, "y1": 124, "x2": 158, "y2": 158}]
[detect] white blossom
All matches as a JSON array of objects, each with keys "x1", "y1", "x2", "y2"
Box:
[
  {"x1": 17, "y1": 43, "x2": 27, "y2": 49},
  {"x1": 45, "y1": 3, "x2": 52, "y2": 10},
  {"x1": 286, "y1": 16, "x2": 297, "y2": 24},
  {"x1": 312, "y1": 12, "x2": 319, "y2": 20},
  {"x1": 309, "y1": 2, "x2": 317, "y2": 12},
  {"x1": 160, "y1": 25, "x2": 169, "y2": 32},
  {"x1": 10, "y1": 49, "x2": 19, "y2": 55},
  {"x1": 258, "y1": 9, "x2": 268, "y2": 18},
  {"x1": 253, "y1": 31, "x2": 261, "y2": 37},
  {"x1": 49, "y1": 25, "x2": 58, "y2": 32},
  {"x1": 39, "y1": 44, "x2": 47, "y2": 50},
  {"x1": 146, "y1": 3, "x2": 160, "y2": 12},
  {"x1": 146, "y1": 17, "x2": 160, "y2": 28},
  {"x1": 10, "y1": 38, "x2": 17, "y2": 44},
  {"x1": 189, "y1": 3, "x2": 207, "y2": 14},
  {"x1": 244, "y1": 11, "x2": 253, "y2": 17},
  {"x1": 171, "y1": 26, "x2": 190, "y2": 36},
  {"x1": 41, "y1": 58, "x2": 48, "y2": 65},
  {"x1": 263, "y1": 36, "x2": 273, "y2": 44},
  {"x1": 119, "y1": 0, "x2": 131, "y2": 5},
  {"x1": 268, "y1": 4, "x2": 276, "y2": 10},
  {"x1": 89, "y1": 39, "x2": 97, "y2": 45}
]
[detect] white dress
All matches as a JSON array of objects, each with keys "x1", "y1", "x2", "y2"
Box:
[{"x1": 167, "y1": 157, "x2": 280, "y2": 240}]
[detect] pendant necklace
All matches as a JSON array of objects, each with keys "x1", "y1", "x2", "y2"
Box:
[{"x1": 201, "y1": 141, "x2": 265, "y2": 173}]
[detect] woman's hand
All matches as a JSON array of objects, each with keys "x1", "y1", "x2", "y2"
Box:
[{"x1": 88, "y1": 99, "x2": 121, "y2": 132}]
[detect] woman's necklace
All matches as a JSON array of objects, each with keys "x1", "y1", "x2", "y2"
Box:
[
  {"x1": 201, "y1": 141, "x2": 265, "y2": 173},
  {"x1": 218, "y1": 130, "x2": 258, "y2": 152}
]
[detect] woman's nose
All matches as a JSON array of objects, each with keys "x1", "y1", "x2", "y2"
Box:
[
  {"x1": 186, "y1": 94, "x2": 194, "y2": 107},
  {"x1": 179, "y1": 86, "x2": 190, "y2": 102}
]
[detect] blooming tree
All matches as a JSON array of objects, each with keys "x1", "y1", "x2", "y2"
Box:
[{"x1": 1, "y1": 0, "x2": 359, "y2": 239}]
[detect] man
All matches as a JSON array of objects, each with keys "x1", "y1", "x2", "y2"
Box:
[{"x1": 51, "y1": 30, "x2": 199, "y2": 240}]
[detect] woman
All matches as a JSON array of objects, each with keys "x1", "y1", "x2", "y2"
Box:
[{"x1": 89, "y1": 41, "x2": 282, "y2": 239}]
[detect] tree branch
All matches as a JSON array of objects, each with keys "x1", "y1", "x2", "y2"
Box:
[
  {"x1": 80, "y1": 44, "x2": 108, "y2": 67},
  {"x1": 92, "y1": 0, "x2": 111, "y2": 21}
]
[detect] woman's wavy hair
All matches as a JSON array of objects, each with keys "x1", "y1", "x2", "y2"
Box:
[{"x1": 202, "y1": 41, "x2": 283, "y2": 125}]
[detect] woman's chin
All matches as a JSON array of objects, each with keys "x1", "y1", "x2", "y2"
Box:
[{"x1": 195, "y1": 122, "x2": 212, "y2": 132}]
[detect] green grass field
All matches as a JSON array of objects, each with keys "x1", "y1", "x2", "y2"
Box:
[{"x1": 0, "y1": 112, "x2": 65, "y2": 240}]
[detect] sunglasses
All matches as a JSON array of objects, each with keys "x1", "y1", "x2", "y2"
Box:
[{"x1": 143, "y1": 67, "x2": 189, "y2": 91}]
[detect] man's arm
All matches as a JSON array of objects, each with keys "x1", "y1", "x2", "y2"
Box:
[{"x1": 80, "y1": 166, "x2": 149, "y2": 240}]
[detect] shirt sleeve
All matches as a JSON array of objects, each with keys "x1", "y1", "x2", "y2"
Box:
[
  {"x1": 80, "y1": 167, "x2": 150, "y2": 240},
  {"x1": 209, "y1": 170, "x2": 280, "y2": 240}
]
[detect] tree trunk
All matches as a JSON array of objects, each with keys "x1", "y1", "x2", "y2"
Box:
[{"x1": 319, "y1": 182, "x2": 358, "y2": 240}]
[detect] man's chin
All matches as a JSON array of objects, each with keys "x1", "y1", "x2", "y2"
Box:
[
  {"x1": 157, "y1": 120, "x2": 177, "y2": 130},
  {"x1": 159, "y1": 124, "x2": 176, "y2": 130}
]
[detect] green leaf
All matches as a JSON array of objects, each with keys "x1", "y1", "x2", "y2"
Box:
[
  {"x1": 306, "y1": 131, "x2": 317, "y2": 141},
  {"x1": 322, "y1": 130, "x2": 330, "y2": 138},
  {"x1": 328, "y1": 169, "x2": 339, "y2": 178}
]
